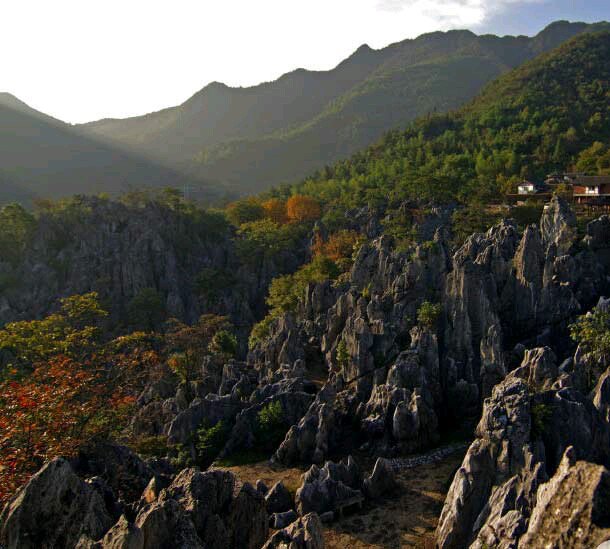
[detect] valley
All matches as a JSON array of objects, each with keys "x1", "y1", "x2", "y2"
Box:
[{"x1": 1, "y1": 19, "x2": 610, "y2": 549}]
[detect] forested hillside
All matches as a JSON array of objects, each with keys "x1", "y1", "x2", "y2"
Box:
[
  {"x1": 82, "y1": 21, "x2": 608, "y2": 194},
  {"x1": 2, "y1": 21, "x2": 606, "y2": 206},
  {"x1": 275, "y1": 31, "x2": 610, "y2": 216}
]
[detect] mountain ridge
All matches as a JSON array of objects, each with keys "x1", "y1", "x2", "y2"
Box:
[
  {"x1": 0, "y1": 99, "x2": 221, "y2": 206},
  {"x1": 282, "y1": 29, "x2": 610, "y2": 219},
  {"x1": 1, "y1": 20, "x2": 608, "y2": 206},
  {"x1": 79, "y1": 20, "x2": 610, "y2": 195}
]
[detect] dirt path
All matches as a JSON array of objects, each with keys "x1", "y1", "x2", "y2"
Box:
[
  {"x1": 219, "y1": 460, "x2": 307, "y2": 494},
  {"x1": 323, "y1": 452, "x2": 463, "y2": 548},
  {"x1": 219, "y1": 447, "x2": 466, "y2": 549}
]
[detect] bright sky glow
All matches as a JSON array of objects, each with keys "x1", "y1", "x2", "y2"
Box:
[{"x1": 1, "y1": 0, "x2": 607, "y2": 123}]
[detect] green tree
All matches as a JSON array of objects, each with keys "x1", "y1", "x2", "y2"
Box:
[
  {"x1": 575, "y1": 142, "x2": 608, "y2": 174},
  {"x1": 570, "y1": 306, "x2": 610, "y2": 389},
  {"x1": 0, "y1": 203, "x2": 36, "y2": 264},
  {"x1": 570, "y1": 307, "x2": 610, "y2": 364},
  {"x1": 226, "y1": 199, "x2": 265, "y2": 226},
  {"x1": 266, "y1": 255, "x2": 340, "y2": 315},
  {"x1": 236, "y1": 219, "x2": 302, "y2": 266},
  {"x1": 255, "y1": 401, "x2": 286, "y2": 453},
  {"x1": 128, "y1": 288, "x2": 166, "y2": 331},
  {"x1": 417, "y1": 301, "x2": 441, "y2": 329},
  {"x1": 209, "y1": 329, "x2": 238, "y2": 358},
  {"x1": 195, "y1": 420, "x2": 229, "y2": 467},
  {"x1": 0, "y1": 292, "x2": 108, "y2": 376},
  {"x1": 336, "y1": 339, "x2": 349, "y2": 370}
]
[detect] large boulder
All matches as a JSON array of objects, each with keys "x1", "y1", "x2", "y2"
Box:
[
  {"x1": 158, "y1": 468, "x2": 268, "y2": 549},
  {"x1": 273, "y1": 385, "x2": 339, "y2": 465},
  {"x1": 161, "y1": 468, "x2": 235, "y2": 537},
  {"x1": 519, "y1": 447, "x2": 610, "y2": 549},
  {"x1": 226, "y1": 483, "x2": 269, "y2": 549},
  {"x1": 262, "y1": 513, "x2": 325, "y2": 549},
  {"x1": 135, "y1": 499, "x2": 203, "y2": 549},
  {"x1": 392, "y1": 388, "x2": 439, "y2": 451},
  {"x1": 520, "y1": 346, "x2": 558, "y2": 392},
  {"x1": 362, "y1": 458, "x2": 397, "y2": 500},
  {"x1": 265, "y1": 481, "x2": 294, "y2": 514},
  {"x1": 296, "y1": 460, "x2": 363, "y2": 516},
  {"x1": 540, "y1": 195, "x2": 577, "y2": 256},
  {"x1": 0, "y1": 459, "x2": 115, "y2": 549}
]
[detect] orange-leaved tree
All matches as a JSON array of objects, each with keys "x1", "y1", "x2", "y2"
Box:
[
  {"x1": 286, "y1": 195, "x2": 321, "y2": 223},
  {"x1": 313, "y1": 230, "x2": 362, "y2": 261},
  {"x1": 262, "y1": 198, "x2": 288, "y2": 224}
]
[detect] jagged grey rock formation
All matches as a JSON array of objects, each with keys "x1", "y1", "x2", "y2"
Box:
[
  {"x1": 5, "y1": 198, "x2": 610, "y2": 549},
  {"x1": 436, "y1": 342, "x2": 610, "y2": 549},
  {"x1": 262, "y1": 513, "x2": 325, "y2": 549},
  {"x1": 0, "y1": 459, "x2": 115, "y2": 549},
  {"x1": 519, "y1": 446, "x2": 610, "y2": 549},
  {"x1": 436, "y1": 373, "x2": 537, "y2": 549},
  {"x1": 1, "y1": 462, "x2": 269, "y2": 549},
  {"x1": 362, "y1": 457, "x2": 398, "y2": 499},
  {"x1": 134, "y1": 499, "x2": 203, "y2": 549},
  {"x1": 261, "y1": 197, "x2": 610, "y2": 468},
  {"x1": 0, "y1": 196, "x2": 307, "y2": 350},
  {"x1": 296, "y1": 458, "x2": 363, "y2": 516},
  {"x1": 273, "y1": 384, "x2": 341, "y2": 465},
  {"x1": 265, "y1": 481, "x2": 294, "y2": 514}
]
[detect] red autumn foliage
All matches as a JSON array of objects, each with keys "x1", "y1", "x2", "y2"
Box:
[{"x1": 0, "y1": 356, "x2": 134, "y2": 505}]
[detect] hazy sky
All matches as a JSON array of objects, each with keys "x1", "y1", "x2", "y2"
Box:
[{"x1": 2, "y1": 0, "x2": 608, "y2": 124}]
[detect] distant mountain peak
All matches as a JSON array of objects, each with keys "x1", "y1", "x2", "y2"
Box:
[
  {"x1": 0, "y1": 93, "x2": 57, "y2": 123},
  {"x1": 76, "y1": 20, "x2": 608, "y2": 198},
  {"x1": 203, "y1": 81, "x2": 229, "y2": 90},
  {"x1": 0, "y1": 92, "x2": 30, "y2": 110},
  {"x1": 355, "y1": 43, "x2": 374, "y2": 53}
]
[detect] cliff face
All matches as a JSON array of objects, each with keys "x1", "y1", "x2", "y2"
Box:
[
  {"x1": 3, "y1": 197, "x2": 610, "y2": 549},
  {"x1": 249, "y1": 197, "x2": 609, "y2": 466},
  {"x1": 436, "y1": 346, "x2": 610, "y2": 549},
  {"x1": 0, "y1": 197, "x2": 306, "y2": 345}
]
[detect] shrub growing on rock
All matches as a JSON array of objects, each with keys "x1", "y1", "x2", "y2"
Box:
[
  {"x1": 195, "y1": 420, "x2": 230, "y2": 467},
  {"x1": 209, "y1": 329, "x2": 238, "y2": 359},
  {"x1": 256, "y1": 401, "x2": 287, "y2": 453},
  {"x1": 417, "y1": 301, "x2": 442, "y2": 330}
]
